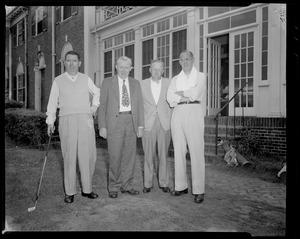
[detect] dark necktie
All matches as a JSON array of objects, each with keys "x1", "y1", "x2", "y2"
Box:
[{"x1": 122, "y1": 80, "x2": 130, "y2": 107}]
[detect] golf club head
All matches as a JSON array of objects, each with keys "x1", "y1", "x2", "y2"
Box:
[{"x1": 28, "y1": 206, "x2": 35, "y2": 212}]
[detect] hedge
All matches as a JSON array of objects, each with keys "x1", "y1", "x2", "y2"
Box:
[{"x1": 5, "y1": 108, "x2": 49, "y2": 147}]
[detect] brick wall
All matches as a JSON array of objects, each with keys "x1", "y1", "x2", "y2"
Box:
[
  {"x1": 204, "y1": 116, "x2": 286, "y2": 157},
  {"x1": 27, "y1": 6, "x2": 85, "y2": 112}
]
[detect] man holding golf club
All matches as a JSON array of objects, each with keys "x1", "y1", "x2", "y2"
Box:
[{"x1": 46, "y1": 50, "x2": 100, "y2": 203}]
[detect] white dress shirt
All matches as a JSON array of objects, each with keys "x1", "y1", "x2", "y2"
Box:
[
  {"x1": 46, "y1": 72, "x2": 100, "y2": 125},
  {"x1": 118, "y1": 76, "x2": 131, "y2": 112},
  {"x1": 150, "y1": 78, "x2": 162, "y2": 105}
]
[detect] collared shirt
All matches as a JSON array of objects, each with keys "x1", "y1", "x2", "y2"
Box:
[
  {"x1": 118, "y1": 76, "x2": 131, "y2": 112},
  {"x1": 46, "y1": 72, "x2": 100, "y2": 124},
  {"x1": 150, "y1": 77, "x2": 162, "y2": 105}
]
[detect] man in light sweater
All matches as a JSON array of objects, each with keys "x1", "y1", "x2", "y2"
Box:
[{"x1": 46, "y1": 50, "x2": 100, "y2": 203}]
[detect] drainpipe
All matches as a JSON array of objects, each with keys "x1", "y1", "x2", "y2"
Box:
[
  {"x1": 22, "y1": 8, "x2": 28, "y2": 108},
  {"x1": 52, "y1": 6, "x2": 55, "y2": 81}
]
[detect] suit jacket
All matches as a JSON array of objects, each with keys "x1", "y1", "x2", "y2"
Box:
[
  {"x1": 139, "y1": 77, "x2": 172, "y2": 131},
  {"x1": 98, "y1": 75, "x2": 144, "y2": 136}
]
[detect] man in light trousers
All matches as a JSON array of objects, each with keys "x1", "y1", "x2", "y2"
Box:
[
  {"x1": 139, "y1": 59, "x2": 172, "y2": 193},
  {"x1": 167, "y1": 50, "x2": 206, "y2": 203},
  {"x1": 46, "y1": 50, "x2": 100, "y2": 203}
]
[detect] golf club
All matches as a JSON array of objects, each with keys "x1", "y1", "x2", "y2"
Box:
[{"x1": 28, "y1": 132, "x2": 52, "y2": 212}]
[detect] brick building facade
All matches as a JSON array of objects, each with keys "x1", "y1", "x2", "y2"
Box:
[{"x1": 5, "y1": 5, "x2": 287, "y2": 157}]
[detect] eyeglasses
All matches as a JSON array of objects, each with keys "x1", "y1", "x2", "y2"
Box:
[{"x1": 179, "y1": 57, "x2": 192, "y2": 62}]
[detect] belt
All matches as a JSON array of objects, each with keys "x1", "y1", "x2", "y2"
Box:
[
  {"x1": 177, "y1": 101, "x2": 200, "y2": 105},
  {"x1": 119, "y1": 111, "x2": 132, "y2": 114}
]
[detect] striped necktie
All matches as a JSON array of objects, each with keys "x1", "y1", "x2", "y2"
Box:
[{"x1": 122, "y1": 80, "x2": 130, "y2": 107}]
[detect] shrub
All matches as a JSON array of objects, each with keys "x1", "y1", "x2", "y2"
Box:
[
  {"x1": 236, "y1": 129, "x2": 266, "y2": 156},
  {"x1": 5, "y1": 108, "x2": 48, "y2": 147},
  {"x1": 5, "y1": 100, "x2": 24, "y2": 109}
]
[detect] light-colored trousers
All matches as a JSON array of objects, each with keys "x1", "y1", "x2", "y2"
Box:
[
  {"x1": 59, "y1": 113, "x2": 97, "y2": 196},
  {"x1": 142, "y1": 115, "x2": 171, "y2": 188},
  {"x1": 107, "y1": 114, "x2": 137, "y2": 192},
  {"x1": 171, "y1": 104, "x2": 205, "y2": 195}
]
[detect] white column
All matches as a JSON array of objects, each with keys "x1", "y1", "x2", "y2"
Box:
[
  {"x1": 268, "y1": 4, "x2": 283, "y2": 117},
  {"x1": 134, "y1": 27, "x2": 141, "y2": 80}
]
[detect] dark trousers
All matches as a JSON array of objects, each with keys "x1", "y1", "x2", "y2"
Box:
[{"x1": 107, "y1": 114, "x2": 137, "y2": 192}]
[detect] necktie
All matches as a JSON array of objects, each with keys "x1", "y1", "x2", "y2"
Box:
[{"x1": 122, "y1": 80, "x2": 130, "y2": 107}]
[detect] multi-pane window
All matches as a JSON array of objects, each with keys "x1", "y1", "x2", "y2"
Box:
[
  {"x1": 103, "y1": 30, "x2": 135, "y2": 79},
  {"x1": 234, "y1": 31, "x2": 254, "y2": 108},
  {"x1": 208, "y1": 10, "x2": 256, "y2": 34},
  {"x1": 199, "y1": 24, "x2": 204, "y2": 72},
  {"x1": 11, "y1": 20, "x2": 25, "y2": 47},
  {"x1": 261, "y1": 6, "x2": 268, "y2": 81},
  {"x1": 172, "y1": 29, "x2": 187, "y2": 76},
  {"x1": 141, "y1": 12, "x2": 187, "y2": 79},
  {"x1": 104, "y1": 51, "x2": 112, "y2": 78},
  {"x1": 32, "y1": 7, "x2": 47, "y2": 36},
  {"x1": 56, "y1": 6, "x2": 78, "y2": 24},
  {"x1": 17, "y1": 74, "x2": 25, "y2": 103},
  {"x1": 17, "y1": 21, "x2": 25, "y2": 45},
  {"x1": 157, "y1": 35, "x2": 170, "y2": 77},
  {"x1": 142, "y1": 39, "x2": 154, "y2": 79}
]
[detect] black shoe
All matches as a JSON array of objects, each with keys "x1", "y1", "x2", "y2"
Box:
[
  {"x1": 171, "y1": 188, "x2": 188, "y2": 196},
  {"x1": 81, "y1": 191, "x2": 98, "y2": 199},
  {"x1": 64, "y1": 195, "x2": 74, "y2": 203},
  {"x1": 194, "y1": 194, "x2": 204, "y2": 203},
  {"x1": 143, "y1": 187, "x2": 151, "y2": 193},
  {"x1": 160, "y1": 187, "x2": 170, "y2": 193},
  {"x1": 109, "y1": 191, "x2": 118, "y2": 198},
  {"x1": 120, "y1": 188, "x2": 140, "y2": 195}
]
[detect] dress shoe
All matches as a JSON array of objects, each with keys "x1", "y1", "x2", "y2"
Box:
[
  {"x1": 81, "y1": 191, "x2": 98, "y2": 199},
  {"x1": 143, "y1": 187, "x2": 151, "y2": 193},
  {"x1": 160, "y1": 187, "x2": 170, "y2": 193},
  {"x1": 170, "y1": 188, "x2": 188, "y2": 196},
  {"x1": 194, "y1": 194, "x2": 204, "y2": 203},
  {"x1": 120, "y1": 188, "x2": 140, "y2": 195},
  {"x1": 109, "y1": 191, "x2": 118, "y2": 198},
  {"x1": 64, "y1": 195, "x2": 74, "y2": 203}
]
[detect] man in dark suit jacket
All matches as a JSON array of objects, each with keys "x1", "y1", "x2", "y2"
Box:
[{"x1": 98, "y1": 56, "x2": 144, "y2": 199}]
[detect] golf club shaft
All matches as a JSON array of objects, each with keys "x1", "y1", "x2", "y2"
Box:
[{"x1": 28, "y1": 133, "x2": 52, "y2": 212}]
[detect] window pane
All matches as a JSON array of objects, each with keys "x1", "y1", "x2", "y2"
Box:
[
  {"x1": 230, "y1": 10, "x2": 256, "y2": 28},
  {"x1": 208, "y1": 7, "x2": 230, "y2": 17},
  {"x1": 104, "y1": 51, "x2": 112, "y2": 73},
  {"x1": 234, "y1": 64, "x2": 239, "y2": 78},
  {"x1": 172, "y1": 60, "x2": 181, "y2": 77},
  {"x1": 262, "y1": 66, "x2": 268, "y2": 80},
  {"x1": 142, "y1": 39, "x2": 153, "y2": 65},
  {"x1": 248, "y1": 94, "x2": 253, "y2": 107},
  {"x1": 241, "y1": 33, "x2": 247, "y2": 48},
  {"x1": 262, "y1": 51, "x2": 268, "y2": 65},
  {"x1": 142, "y1": 66, "x2": 151, "y2": 79},
  {"x1": 208, "y1": 17, "x2": 230, "y2": 33},
  {"x1": 63, "y1": 6, "x2": 72, "y2": 20},
  {"x1": 241, "y1": 63, "x2": 246, "y2": 77},
  {"x1": 248, "y1": 47, "x2": 253, "y2": 61},
  {"x1": 248, "y1": 63, "x2": 253, "y2": 77},
  {"x1": 234, "y1": 35, "x2": 240, "y2": 49},
  {"x1": 234, "y1": 50, "x2": 239, "y2": 63},
  {"x1": 248, "y1": 32, "x2": 254, "y2": 46},
  {"x1": 172, "y1": 29, "x2": 186, "y2": 59},
  {"x1": 262, "y1": 22, "x2": 268, "y2": 36},
  {"x1": 262, "y1": 36, "x2": 268, "y2": 51},
  {"x1": 241, "y1": 49, "x2": 246, "y2": 62},
  {"x1": 248, "y1": 78, "x2": 253, "y2": 92},
  {"x1": 262, "y1": 6, "x2": 268, "y2": 21}
]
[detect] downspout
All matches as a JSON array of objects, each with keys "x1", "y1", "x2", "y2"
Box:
[
  {"x1": 52, "y1": 6, "x2": 55, "y2": 81},
  {"x1": 22, "y1": 8, "x2": 28, "y2": 108}
]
